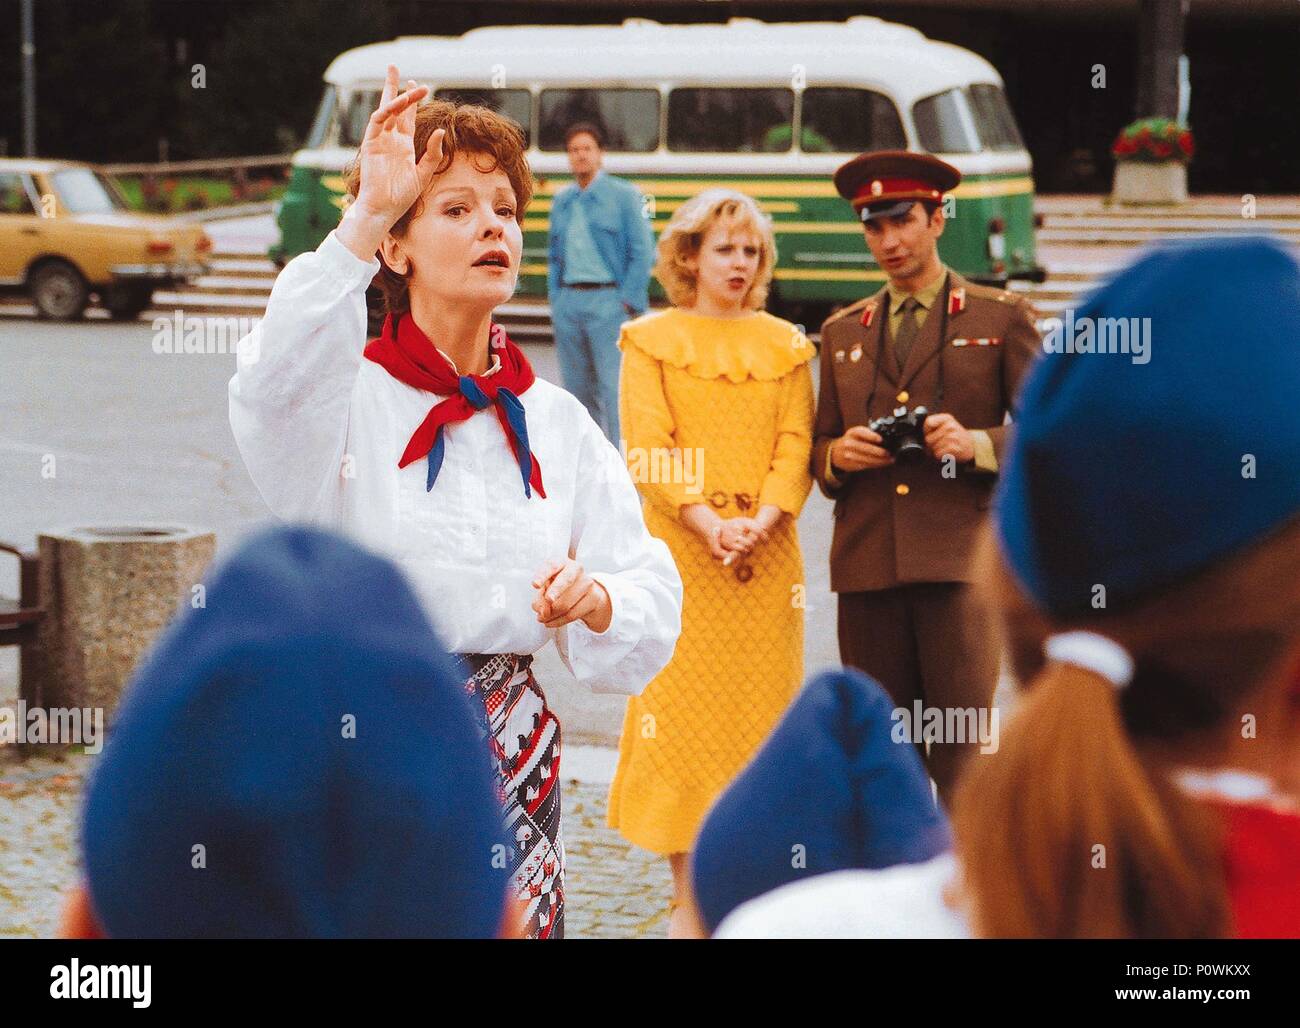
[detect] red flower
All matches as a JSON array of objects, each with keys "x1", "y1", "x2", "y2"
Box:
[{"x1": 1151, "y1": 142, "x2": 1173, "y2": 158}]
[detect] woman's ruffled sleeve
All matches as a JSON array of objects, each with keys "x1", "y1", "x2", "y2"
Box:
[
  {"x1": 757, "y1": 361, "x2": 815, "y2": 518},
  {"x1": 227, "y1": 229, "x2": 380, "y2": 522},
  {"x1": 554, "y1": 414, "x2": 683, "y2": 695},
  {"x1": 617, "y1": 323, "x2": 705, "y2": 521}
]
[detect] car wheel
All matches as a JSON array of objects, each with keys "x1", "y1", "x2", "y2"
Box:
[
  {"x1": 29, "y1": 262, "x2": 89, "y2": 320},
  {"x1": 104, "y1": 284, "x2": 153, "y2": 321}
]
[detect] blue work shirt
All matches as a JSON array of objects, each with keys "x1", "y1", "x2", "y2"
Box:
[
  {"x1": 548, "y1": 169, "x2": 654, "y2": 314},
  {"x1": 561, "y1": 198, "x2": 615, "y2": 284}
]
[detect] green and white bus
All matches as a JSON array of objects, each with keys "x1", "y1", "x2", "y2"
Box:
[{"x1": 274, "y1": 16, "x2": 1045, "y2": 322}]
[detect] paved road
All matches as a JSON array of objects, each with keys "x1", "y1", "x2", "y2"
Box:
[{"x1": 0, "y1": 315, "x2": 840, "y2": 747}]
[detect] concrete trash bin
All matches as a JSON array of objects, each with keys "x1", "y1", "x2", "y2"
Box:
[{"x1": 27, "y1": 524, "x2": 216, "y2": 722}]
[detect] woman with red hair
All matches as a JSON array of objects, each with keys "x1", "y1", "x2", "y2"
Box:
[{"x1": 229, "y1": 66, "x2": 682, "y2": 939}]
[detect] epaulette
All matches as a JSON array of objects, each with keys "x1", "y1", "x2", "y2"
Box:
[{"x1": 821, "y1": 296, "x2": 874, "y2": 334}]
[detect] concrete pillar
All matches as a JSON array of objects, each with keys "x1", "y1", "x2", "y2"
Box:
[
  {"x1": 26, "y1": 525, "x2": 215, "y2": 721},
  {"x1": 1136, "y1": 0, "x2": 1187, "y2": 119}
]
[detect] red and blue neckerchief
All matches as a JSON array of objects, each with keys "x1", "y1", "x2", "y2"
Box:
[{"x1": 363, "y1": 314, "x2": 546, "y2": 499}]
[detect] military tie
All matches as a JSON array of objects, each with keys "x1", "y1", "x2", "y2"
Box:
[{"x1": 893, "y1": 295, "x2": 921, "y2": 371}]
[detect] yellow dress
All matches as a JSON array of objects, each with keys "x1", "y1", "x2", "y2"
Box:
[{"x1": 606, "y1": 307, "x2": 815, "y2": 855}]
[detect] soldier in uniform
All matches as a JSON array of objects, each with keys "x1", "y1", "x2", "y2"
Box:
[{"x1": 810, "y1": 150, "x2": 1041, "y2": 804}]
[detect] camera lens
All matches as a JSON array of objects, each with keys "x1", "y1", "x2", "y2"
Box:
[{"x1": 895, "y1": 437, "x2": 926, "y2": 464}]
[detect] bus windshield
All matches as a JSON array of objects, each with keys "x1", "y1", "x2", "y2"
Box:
[
  {"x1": 965, "y1": 83, "x2": 1024, "y2": 151},
  {"x1": 307, "y1": 85, "x2": 337, "y2": 149},
  {"x1": 913, "y1": 89, "x2": 977, "y2": 154},
  {"x1": 913, "y1": 85, "x2": 1023, "y2": 154},
  {"x1": 341, "y1": 90, "x2": 381, "y2": 147}
]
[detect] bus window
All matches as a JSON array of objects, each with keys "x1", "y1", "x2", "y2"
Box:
[
  {"x1": 306, "y1": 85, "x2": 337, "y2": 149},
  {"x1": 341, "y1": 90, "x2": 382, "y2": 147},
  {"x1": 912, "y1": 89, "x2": 979, "y2": 154},
  {"x1": 800, "y1": 88, "x2": 906, "y2": 153},
  {"x1": 965, "y1": 83, "x2": 1024, "y2": 151},
  {"x1": 434, "y1": 88, "x2": 533, "y2": 146},
  {"x1": 668, "y1": 88, "x2": 794, "y2": 153},
  {"x1": 538, "y1": 89, "x2": 659, "y2": 152}
]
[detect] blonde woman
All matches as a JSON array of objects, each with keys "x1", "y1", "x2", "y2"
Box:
[{"x1": 606, "y1": 189, "x2": 815, "y2": 935}]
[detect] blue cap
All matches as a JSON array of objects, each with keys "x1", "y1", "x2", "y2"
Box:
[
  {"x1": 691, "y1": 668, "x2": 951, "y2": 934},
  {"x1": 996, "y1": 236, "x2": 1300, "y2": 618},
  {"x1": 81, "y1": 525, "x2": 508, "y2": 938}
]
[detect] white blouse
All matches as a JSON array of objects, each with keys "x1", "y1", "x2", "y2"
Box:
[{"x1": 228, "y1": 229, "x2": 682, "y2": 694}]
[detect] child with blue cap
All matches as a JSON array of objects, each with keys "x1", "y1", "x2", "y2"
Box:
[
  {"x1": 689, "y1": 667, "x2": 952, "y2": 936},
  {"x1": 60, "y1": 525, "x2": 512, "y2": 938},
  {"x1": 717, "y1": 235, "x2": 1300, "y2": 938}
]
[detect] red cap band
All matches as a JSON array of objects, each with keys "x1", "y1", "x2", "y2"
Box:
[{"x1": 851, "y1": 177, "x2": 945, "y2": 206}]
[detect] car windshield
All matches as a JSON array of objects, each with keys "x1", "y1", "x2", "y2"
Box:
[{"x1": 51, "y1": 168, "x2": 125, "y2": 214}]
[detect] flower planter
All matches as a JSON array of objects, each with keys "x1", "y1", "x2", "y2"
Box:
[{"x1": 1112, "y1": 160, "x2": 1188, "y2": 205}]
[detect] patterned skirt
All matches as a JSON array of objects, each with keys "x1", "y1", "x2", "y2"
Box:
[{"x1": 456, "y1": 652, "x2": 564, "y2": 939}]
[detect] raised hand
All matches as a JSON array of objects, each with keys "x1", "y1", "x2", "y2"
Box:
[
  {"x1": 355, "y1": 64, "x2": 444, "y2": 222},
  {"x1": 337, "y1": 65, "x2": 443, "y2": 261}
]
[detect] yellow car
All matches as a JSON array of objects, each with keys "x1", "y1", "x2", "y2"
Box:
[{"x1": 0, "y1": 158, "x2": 212, "y2": 320}]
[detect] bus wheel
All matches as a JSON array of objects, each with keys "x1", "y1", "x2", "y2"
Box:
[{"x1": 29, "y1": 261, "x2": 89, "y2": 321}]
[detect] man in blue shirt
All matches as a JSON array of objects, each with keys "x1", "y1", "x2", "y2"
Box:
[{"x1": 547, "y1": 122, "x2": 654, "y2": 444}]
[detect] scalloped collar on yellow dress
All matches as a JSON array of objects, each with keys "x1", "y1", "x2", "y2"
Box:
[{"x1": 618, "y1": 307, "x2": 815, "y2": 383}]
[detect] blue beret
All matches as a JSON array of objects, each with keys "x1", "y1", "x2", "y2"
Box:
[
  {"x1": 691, "y1": 668, "x2": 951, "y2": 934},
  {"x1": 82, "y1": 525, "x2": 508, "y2": 938},
  {"x1": 996, "y1": 236, "x2": 1300, "y2": 618}
]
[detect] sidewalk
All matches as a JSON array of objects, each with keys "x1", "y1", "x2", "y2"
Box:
[
  {"x1": 0, "y1": 745, "x2": 670, "y2": 939},
  {"x1": 0, "y1": 752, "x2": 84, "y2": 938}
]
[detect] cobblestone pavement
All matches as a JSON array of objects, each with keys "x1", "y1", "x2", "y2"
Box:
[
  {"x1": 563, "y1": 777, "x2": 673, "y2": 939},
  {"x1": 0, "y1": 749, "x2": 670, "y2": 940},
  {"x1": 0, "y1": 750, "x2": 88, "y2": 939}
]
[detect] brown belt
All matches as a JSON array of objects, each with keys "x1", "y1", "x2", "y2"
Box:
[{"x1": 562, "y1": 282, "x2": 615, "y2": 290}]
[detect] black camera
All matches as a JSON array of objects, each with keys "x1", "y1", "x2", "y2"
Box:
[{"x1": 868, "y1": 405, "x2": 930, "y2": 463}]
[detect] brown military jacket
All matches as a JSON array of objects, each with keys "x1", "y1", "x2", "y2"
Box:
[{"x1": 811, "y1": 270, "x2": 1041, "y2": 593}]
